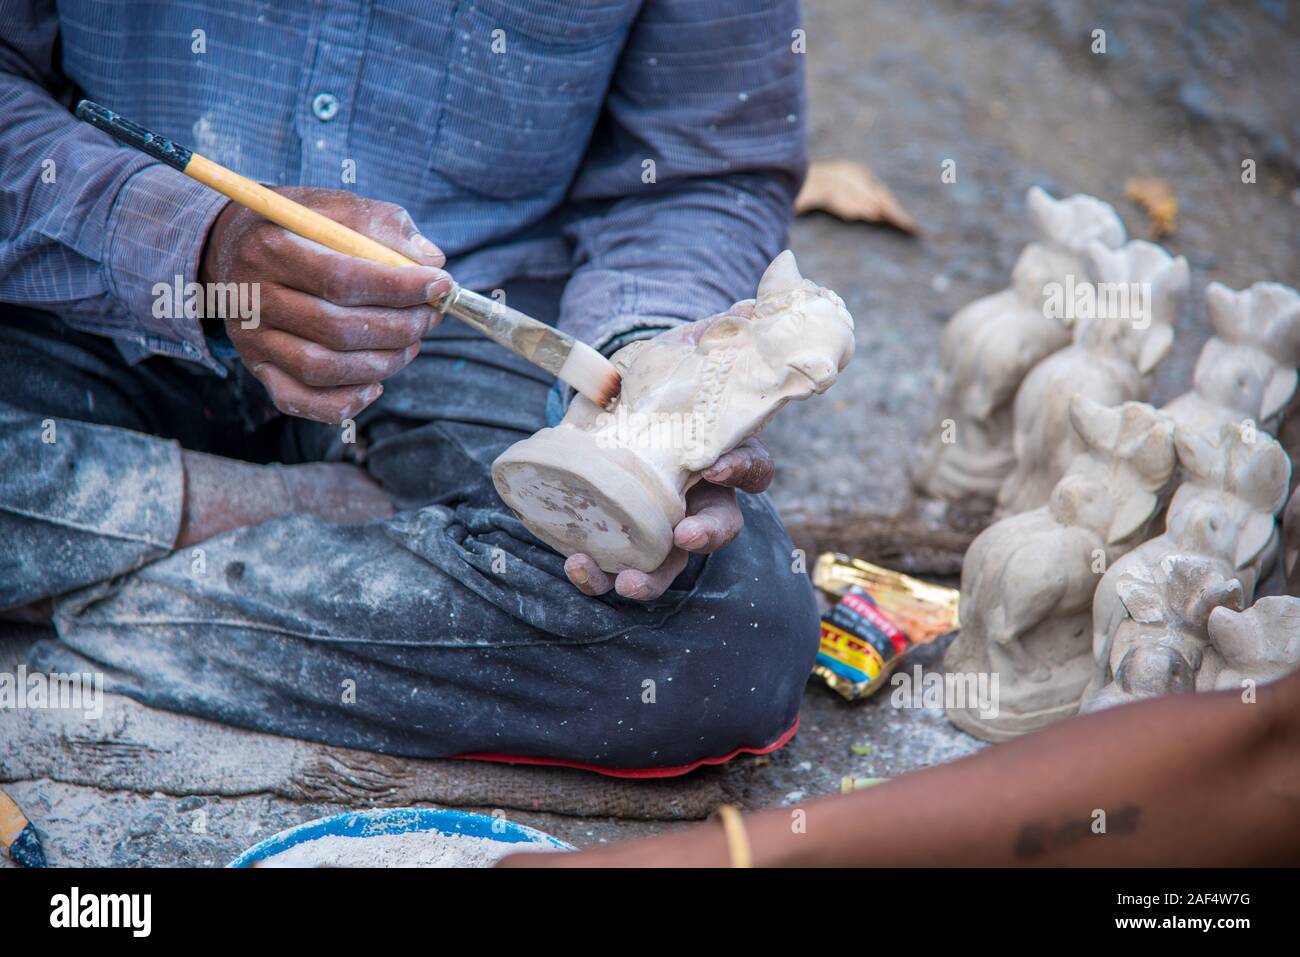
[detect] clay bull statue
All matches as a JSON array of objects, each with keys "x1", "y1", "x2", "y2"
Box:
[
  {"x1": 492, "y1": 251, "x2": 855, "y2": 574},
  {"x1": 996, "y1": 239, "x2": 1187, "y2": 516},
  {"x1": 912, "y1": 187, "x2": 1126, "y2": 508},
  {"x1": 944, "y1": 396, "x2": 1177, "y2": 741},
  {"x1": 1084, "y1": 425, "x2": 1292, "y2": 711}
]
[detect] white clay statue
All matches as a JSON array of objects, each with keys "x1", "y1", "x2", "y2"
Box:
[
  {"x1": 1162, "y1": 281, "x2": 1300, "y2": 439},
  {"x1": 944, "y1": 396, "x2": 1176, "y2": 741},
  {"x1": 912, "y1": 187, "x2": 1126, "y2": 509},
  {"x1": 492, "y1": 251, "x2": 854, "y2": 574},
  {"x1": 996, "y1": 239, "x2": 1187, "y2": 516},
  {"x1": 1084, "y1": 424, "x2": 1291, "y2": 711},
  {"x1": 1201, "y1": 596, "x2": 1300, "y2": 691}
]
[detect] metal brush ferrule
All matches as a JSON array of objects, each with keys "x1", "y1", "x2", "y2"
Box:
[{"x1": 439, "y1": 284, "x2": 571, "y2": 375}]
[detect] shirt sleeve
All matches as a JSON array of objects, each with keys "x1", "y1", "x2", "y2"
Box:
[
  {"x1": 0, "y1": 0, "x2": 229, "y2": 371},
  {"x1": 558, "y1": 0, "x2": 808, "y2": 356}
]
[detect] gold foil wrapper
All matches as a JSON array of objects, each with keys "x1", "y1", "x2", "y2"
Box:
[
  {"x1": 811, "y1": 552, "x2": 961, "y2": 701},
  {"x1": 813, "y1": 552, "x2": 959, "y2": 644}
]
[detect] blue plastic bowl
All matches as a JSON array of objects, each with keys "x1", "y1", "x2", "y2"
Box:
[{"x1": 229, "y1": 807, "x2": 573, "y2": 868}]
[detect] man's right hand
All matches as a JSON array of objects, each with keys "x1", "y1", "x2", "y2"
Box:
[{"x1": 200, "y1": 187, "x2": 450, "y2": 423}]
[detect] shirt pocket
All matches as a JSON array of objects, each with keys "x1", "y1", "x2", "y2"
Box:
[{"x1": 428, "y1": 4, "x2": 629, "y2": 199}]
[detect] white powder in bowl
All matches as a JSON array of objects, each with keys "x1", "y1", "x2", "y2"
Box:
[{"x1": 256, "y1": 830, "x2": 560, "y2": 868}]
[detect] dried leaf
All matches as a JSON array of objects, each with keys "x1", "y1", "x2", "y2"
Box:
[
  {"x1": 795, "y1": 158, "x2": 919, "y2": 234},
  {"x1": 1124, "y1": 177, "x2": 1178, "y2": 239}
]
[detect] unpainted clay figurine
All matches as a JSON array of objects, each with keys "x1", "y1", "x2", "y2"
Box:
[
  {"x1": 1162, "y1": 281, "x2": 1300, "y2": 439},
  {"x1": 1082, "y1": 594, "x2": 1300, "y2": 711},
  {"x1": 1201, "y1": 596, "x2": 1300, "y2": 691},
  {"x1": 1169, "y1": 424, "x2": 1292, "y2": 595},
  {"x1": 492, "y1": 251, "x2": 854, "y2": 574},
  {"x1": 1082, "y1": 557, "x2": 1246, "y2": 713},
  {"x1": 1084, "y1": 424, "x2": 1291, "y2": 711},
  {"x1": 944, "y1": 396, "x2": 1176, "y2": 741},
  {"x1": 912, "y1": 187, "x2": 1126, "y2": 509},
  {"x1": 996, "y1": 240, "x2": 1187, "y2": 516}
]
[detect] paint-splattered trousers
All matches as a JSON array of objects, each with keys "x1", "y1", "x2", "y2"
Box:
[{"x1": 0, "y1": 293, "x2": 819, "y2": 773}]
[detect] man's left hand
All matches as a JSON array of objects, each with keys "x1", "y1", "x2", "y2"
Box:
[{"x1": 563, "y1": 435, "x2": 775, "y2": 601}]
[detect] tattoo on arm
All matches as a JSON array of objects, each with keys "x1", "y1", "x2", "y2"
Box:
[{"x1": 1013, "y1": 805, "x2": 1140, "y2": 859}]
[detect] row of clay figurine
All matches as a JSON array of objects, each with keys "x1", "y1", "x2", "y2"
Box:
[{"x1": 911, "y1": 187, "x2": 1299, "y2": 741}]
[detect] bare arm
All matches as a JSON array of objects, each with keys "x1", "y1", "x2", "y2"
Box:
[{"x1": 503, "y1": 670, "x2": 1300, "y2": 866}]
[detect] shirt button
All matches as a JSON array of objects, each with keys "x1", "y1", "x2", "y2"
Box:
[{"x1": 312, "y1": 93, "x2": 340, "y2": 121}]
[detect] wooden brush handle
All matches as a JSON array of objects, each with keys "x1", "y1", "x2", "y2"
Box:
[{"x1": 186, "y1": 154, "x2": 419, "y2": 270}]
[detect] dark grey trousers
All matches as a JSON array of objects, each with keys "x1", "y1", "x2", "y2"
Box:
[{"x1": 0, "y1": 293, "x2": 819, "y2": 771}]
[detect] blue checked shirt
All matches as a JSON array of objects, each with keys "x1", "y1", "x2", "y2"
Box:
[{"x1": 0, "y1": 0, "x2": 807, "y2": 375}]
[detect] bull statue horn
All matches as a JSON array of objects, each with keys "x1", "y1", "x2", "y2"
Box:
[
  {"x1": 1204, "y1": 282, "x2": 1245, "y2": 341},
  {"x1": 1173, "y1": 425, "x2": 1224, "y2": 483},
  {"x1": 1025, "y1": 186, "x2": 1059, "y2": 238},
  {"x1": 757, "y1": 249, "x2": 804, "y2": 299},
  {"x1": 1069, "y1": 394, "x2": 1121, "y2": 454},
  {"x1": 1125, "y1": 413, "x2": 1176, "y2": 487}
]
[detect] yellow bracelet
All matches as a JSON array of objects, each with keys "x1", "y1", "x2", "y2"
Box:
[{"x1": 715, "y1": 804, "x2": 752, "y2": 868}]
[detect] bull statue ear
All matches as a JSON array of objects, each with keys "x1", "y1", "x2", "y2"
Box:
[
  {"x1": 1086, "y1": 239, "x2": 1120, "y2": 282},
  {"x1": 1235, "y1": 513, "x2": 1277, "y2": 569},
  {"x1": 1260, "y1": 366, "x2": 1298, "y2": 421},
  {"x1": 1137, "y1": 324, "x2": 1175, "y2": 375},
  {"x1": 698, "y1": 315, "x2": 752, "y2": 352},
  {"x1": 1116, "y1": 578, "x2": 1165, "y2": 624},
  {"x1": 1107, "y1": 490, "x2": 1159, "y2": 545},
  {"x1": 1206, "y1": 604, "x2": 1240, "y2": 642}
]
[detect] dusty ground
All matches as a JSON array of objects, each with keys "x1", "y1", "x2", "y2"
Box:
[{"x1": 3, "y1": 0, "x2": 1298, "y2": 865}]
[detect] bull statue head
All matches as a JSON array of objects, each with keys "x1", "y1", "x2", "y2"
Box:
[
  {"x1": 699, "y1": 250, "x2": 855, "y2": 399},
  {"x1": 1085, "y1": 239, "x2": 1188, "y2": 374},
  {"x1": 1204, "y1": 281, "x2": 1300, "y2": 421},
  {"x1": 1171, "y1": 424, "x2": 1291, "y2": 569},
  {"x1": 1066, "y1": 396, "x2": 1177, "y2": 545},
  {"x1": 1207, "y1": 596, "x2": 1300, "y2": 682},
  {"x1": 1026, "y1": 187, "x2": 1126, "y2": 256}
]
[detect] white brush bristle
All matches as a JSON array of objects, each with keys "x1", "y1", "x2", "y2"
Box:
[{"x1": 559, "y1": 341, "x2": 621, "y2": 409}]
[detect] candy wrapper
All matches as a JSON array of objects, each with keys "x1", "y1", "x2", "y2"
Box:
[{"x1": 812, "y1": 552, "x2": 960, "y2": 701}]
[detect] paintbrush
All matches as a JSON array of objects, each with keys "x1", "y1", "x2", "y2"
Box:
[
  {"x1": 75, "y1": 100, "x2": 621, "y2": 409},
  {"x1": 0, "y1": 788, "x2": 46, "y2": 868}
]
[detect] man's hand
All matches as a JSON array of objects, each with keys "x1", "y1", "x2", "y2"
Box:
[
  {"x1": 563, "y1": 305, "x2": 773, "y2": 602},
  {"x1": 200, "y1": 188, "x2": 449, "y2": 424},
  {"x1": 565, "y1": 435, "x2": 776, "y2": 601},
  {"x1": 562, "y1": 304, "x2": 773, "y2": 601}
]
